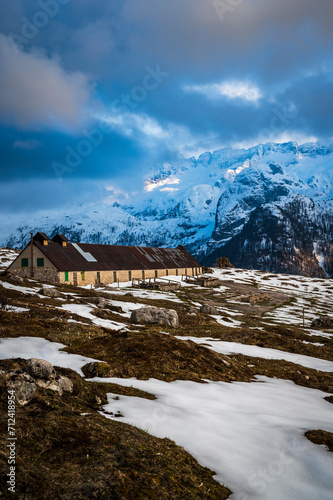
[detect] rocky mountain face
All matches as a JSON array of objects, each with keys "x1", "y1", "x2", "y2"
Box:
[{"x1": 1, "y1": 141, "x2": 333, "y2": 278}]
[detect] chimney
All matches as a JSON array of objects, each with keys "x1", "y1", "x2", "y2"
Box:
[{"x1": 30, "y1": 232, "x2": 34, "y2": 277}]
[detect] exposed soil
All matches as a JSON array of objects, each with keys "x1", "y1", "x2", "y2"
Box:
[{"x1": 305, "y1": 430, "x2": 333, "y2": 452}]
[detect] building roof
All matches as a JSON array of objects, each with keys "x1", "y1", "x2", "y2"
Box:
[
  {"x1": 24, "y1": 234, "x2": 201, "y2": 272},
  {"x1": 51, "y1": 234, "x2": 68, "y2": 243}
]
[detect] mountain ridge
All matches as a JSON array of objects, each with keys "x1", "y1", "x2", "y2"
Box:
[{"x1": 2, "y1": 140, "x2": 333, "y2": 277}]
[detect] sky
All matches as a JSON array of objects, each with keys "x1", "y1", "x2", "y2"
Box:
[{"x1": 0, "y1": 0, "x2": 332, "y2": 215}]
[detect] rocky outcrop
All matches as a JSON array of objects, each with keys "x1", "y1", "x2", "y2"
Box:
[
  {"x1": 131, "y1": 306, "x2": 179, "y2": 328},
  {"x1": 200, "y1": 304, "x2": 219, "y2": 315},
  {"x1": 3, "y1": 359, "x2": 73, "y2": 406},
  {"x1": 6, "y1": 372, "x2": 37, "y2": 406},
  {"x1": 28, "y1": 358, "x2": 56, "y2": 379},
  {"x1": 216, "y1": 257, "x2": 234, "y2": 268},
  {"x1": 39, "y1": 286, "x2": 61, "y2": 298},
  {"x1": 311, "y1": 317, "x2": 333, "y2": 328}
]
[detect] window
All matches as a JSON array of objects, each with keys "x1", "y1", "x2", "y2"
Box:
[
  {"x1": 155, "y1": 270, "x2": 158, "y2": 278},
  {"x1": 176, "y1": 269, "x2": 178, "y2": 276},
  {"x1": 128, "y1": 271, "x2": 132, "y2": 281},
  {"x1": 37, "y1": 258, "x2": 44, "y2": 267},
  {"x1": 96, "y1": 272, "x2": 100, "y2": 283},
  {"x1": 65, "y1": 271, "x2": 69, "y2": 282},
  {"x1": 185, "y1": 269, "x2": 188, "y2": 276},
  {"x1": 166, "y1": 269, "x2": 169, "y2": 276},
  {"x1": 43, "y1": 240, "x2": 48, "y2": 246},
  {"x1": 113, "y1": 271, "x2": 117, "y2": 282},
  {"x1": 21, "y1": 258, "x2": 28, "y2": 268},
  {"x1": 142, "y1": 270, "x2": 145, "y2": 280},
  {"x1": 81, "y1": 271, "x2": 85, "y2": 281}
]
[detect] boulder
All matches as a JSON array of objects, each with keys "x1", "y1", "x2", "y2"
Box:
[
  {"x1": 97, "y1": 297, "x2": 108, "y2": 309},
  {"x1": 200, "y1": 304, "x2": 219, "y2": 315},
  {"x1": 9, "y1": 275, "x2": 24, "y2": 284},
  {"x1": 36, "y1": 379, "x2": 63, "y2": 395},
  {"x1": 57, "y1": 376, "x2": 74, "y2": 394},
  {"x1": 39, "y1": 286, "x2": 61, "y2": 298},
  {"x1": 311, "y1": 317, "x2": 333, "y2": 328},
  {"x1": 7, "y1": 373, "x2": 37, "y2": 406},
  {"x1": 131, "y1": 306, "x2": 179, "y2": 328},
  {"x1": 216, "y1": 256, "x2": 234, "y2": 268},
  {"x1": 27, "y1": 358, "x2": 56, "y2": 380}
]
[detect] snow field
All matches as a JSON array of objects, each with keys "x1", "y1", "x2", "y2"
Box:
[
  {"x1": 0, "y1": 337, "x2": 99, "y2": 376},
  {"x1": 176, "y1": 337, "x2": 333, "y2": 372},
  {"x1": 94, "y1": 376, "x2": 333, "y2": 500}
]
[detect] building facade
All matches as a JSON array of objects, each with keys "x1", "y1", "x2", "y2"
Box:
[{"x1": 7, "y1": 232, "x2": 202, "y2": 286}]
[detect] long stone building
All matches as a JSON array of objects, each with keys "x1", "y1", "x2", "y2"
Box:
[{"x1": 7, "y1": 232, "x2": 202, "y2": 286}]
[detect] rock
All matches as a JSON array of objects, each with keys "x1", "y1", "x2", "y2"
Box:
[
  {"x1": 131, "y1": 306, "x2": 179, "y2": 328},
  {"x1": 200, "y1": 304, "x2": 219, "y2": 315},
  {"x1": 216, "y1": 256, "x2": 234, "y2": 268},
  {"x1": 7, "y1": 373, "x2": 36, "y2": 406},
  {"x1": 27, "y1": 358, "x2": 56, "y2": 380},
  {"x1": 57, "y1": 376, "x2": 74, "y2": 394},
  {"x1": 39, "y1": 286, "x2": 61, "y2": 298},
  {"x1": 36, "y1": 379, "x2": 63, "y2": 395},
  {"x1": 97, "y1": 297, "x2": 108, "y2": 308},
  {"x1": 9, "y1": 275, "x2": 24, "y2": 284},
  {"x1": 311, "y1": 317, "x2": 333, "y2": 328},
  {"x1": 125, "y1": 292, "x2": 134, "y2": 298}
]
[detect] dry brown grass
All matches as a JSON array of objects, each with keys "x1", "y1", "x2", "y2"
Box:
[
  {"x1": 0, "y1": 360, "x2": 231, "y2": 499},
  {"x1": 305, "y1": 430, "x2": 333, "y2": 452}
]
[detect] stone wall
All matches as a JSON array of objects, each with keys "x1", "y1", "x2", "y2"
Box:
[
  {"x1": 59, "y1": 267, "x2": 202, "y2": 286},
  {"x1": 9, "y1": 267, "x2": 60, "y2": 283}
]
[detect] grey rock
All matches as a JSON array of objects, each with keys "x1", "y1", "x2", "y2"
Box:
[
  {"x1": 27, "y1": 358, "x2": 56, "y2": 380},
  {"x1": 9, "y1": 275, "x2": 24, "y2": 284},
  {"x1": 97, "y1": 297, "x2": 108, "y2": 308},
  {"x1": 39, "y1": 286, "x2": 61, "y2": 298},
  {"x1": 7, "y1": 373, "x2": 36, "y2": 406},
  {"x1": 131, "y1": 306, "x2": 179, "y2": 328},
  {"x1": 200, "y1": 304, "x2": 219, "y2": 315},
  {"x1": 57, "y1": 376, "x2": 74, "y2": 393},
  {"x1": 311, "y1": 317, "x2": 333, "y2": 328},
  {"x1": 36, "y1": 379, "x2": 63, "y2": 395}
]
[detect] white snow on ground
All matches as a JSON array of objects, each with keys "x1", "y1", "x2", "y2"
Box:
[
  {"x1": 176, "y1": 337, "x2": 333, "y2": 372},
  {"x1": 96, "y1": 285, "x2": 183, "y2": 303},
  {"x1": 5, "y1": 306, "x2": 30, "y2": 313},
  {"x1": 103, "y1": 299, "x2": 143, "y2": 318},
  {"x1": 0, "y1": 337, "x2": 99, "y2": 376},
  {"x1": 0, "y1": 280, "x2": 43, "y2": 296},
  {"x1": 59, "y1": 303, "x2": 127, "y2": 330},
  {"x1": 0, "y1": 248, "x2": 19, "y2": 270},
  {"x1": 211, "y1": 315, "x2": 243, "y2": 328},
  {"x1": 94, "y1": 376, "x2": 333, "y2": 500},
  {"x1": 90, "y1": 274, "x2": 209, "y2": 302},
  {"x1": 306, "y1": 329, "x2": 333, "y2": 339},
  {"x1": 209, "y1": 268, "x2": 333, "y2": 331},
  {"x1": 217, "y1": 307, "x2": 244, "y2": 316}
]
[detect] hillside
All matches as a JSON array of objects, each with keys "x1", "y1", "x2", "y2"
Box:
[
  {"x1": 1, "y1": 141, "x2": 333, "y2": 278},
  {"x1": 0, "y1": 247, "x2": 332, "y2": 498}
]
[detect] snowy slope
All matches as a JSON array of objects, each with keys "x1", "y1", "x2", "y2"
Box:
[{"x1": 1, "y1": 140, "x2": 333, "y2": 277}]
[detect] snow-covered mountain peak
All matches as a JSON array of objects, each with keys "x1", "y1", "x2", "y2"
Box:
[{"x1": 1, "y1": 140, "x2": 333, "y2": 277}]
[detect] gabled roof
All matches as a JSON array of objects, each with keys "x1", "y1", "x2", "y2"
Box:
[
  {"x1": 51, "y1": 234, "x2": 68, "y2": 244},
  {"x1": 33, "y1": 232, "x2": 50, "y2": 244},
  {"x1": 30, "y1": 234, "x2": 201, "y2": 272}
]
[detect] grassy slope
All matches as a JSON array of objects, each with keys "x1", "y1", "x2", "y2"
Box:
[{"x1": 0, "y1": 269, "x2": 332, "y2": 497}]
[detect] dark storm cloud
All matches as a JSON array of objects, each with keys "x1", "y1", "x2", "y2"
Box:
[{"x1": 0, "y1": 0, "x2": 332, "y2": 213}]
